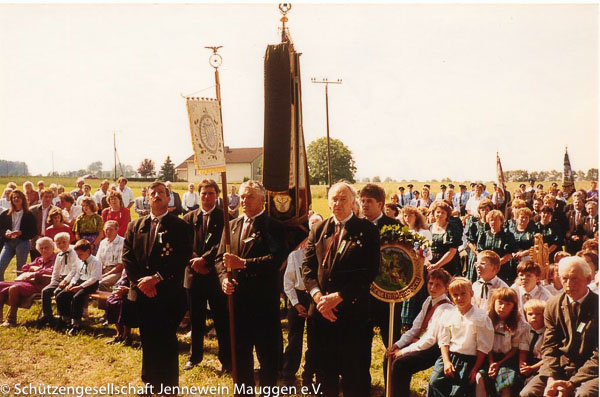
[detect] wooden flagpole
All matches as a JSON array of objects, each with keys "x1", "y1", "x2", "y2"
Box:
[
  {"x1": 206, "y1": 46, "x2": 238, "y2": 391},
  {"x1": 386, "y1": 302, "x2": 395, "y2": 397}
]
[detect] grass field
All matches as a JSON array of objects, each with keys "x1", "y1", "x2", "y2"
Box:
[{"x1": 0, "y1": 176, "x2": 592, "y2": 396}]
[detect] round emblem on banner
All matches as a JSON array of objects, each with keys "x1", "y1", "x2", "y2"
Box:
[
  {"x1": 273, "y1": 193, "x2": 292, "y2": 214},
  {"x1": 198, "y1": 114, "x2": 219, "y2": 154},
  {"x1": 370, "y1": 242, "x2": 425, "y2": 303}
]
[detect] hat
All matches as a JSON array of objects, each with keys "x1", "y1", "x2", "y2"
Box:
[
  {"x1": 407, "y1": 184, "x2": 414, "y2": 188},
  {"x1": 536, "y1": 184, "x2": 543, "y2": 189},
  {"x1": 470, "y1": 183, "x2": 476, "y2": 187},
  {"x1": 519, "y1": 183, "x2": 526, "y2": 188},
  {"x1": 440, "y1": 184, "x2": 447, "y2": 189},
  {"x1": 398, "y1": 186, "x2": 405, "y2": 191},
  {"x1": 424, "y1": 184, "x2": 431, "y2": 189},
  {"x1": 529, "y1": 179, "x2": 535, "y2": 184},
  {"x1": 448, "y1": 184, "x2": 455, "y2": 189},
  {"x1": 551, "y1": 182, "x2": 558, "y2": 187},
  {"x1": 459, "y1": 184, "x2": 467, "y2": 189}
]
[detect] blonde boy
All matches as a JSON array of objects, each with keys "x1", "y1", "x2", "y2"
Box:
[
  {"x1": 518, "y1": 299, "x2": 546, "y2": 384},
  {"x1": 428, "y1": 277, "x2": 494, "y2": 397},
  {"x1": 472, "y1": 250, "x2": 509, "y2": 310}
]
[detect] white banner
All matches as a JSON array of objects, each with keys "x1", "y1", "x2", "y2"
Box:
[{"x1": 186, "y1": 97, "x2": 226, "y2": 174}]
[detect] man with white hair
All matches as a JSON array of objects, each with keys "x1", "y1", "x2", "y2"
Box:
[
  {"x1": 302, "y1": 181, "x2": 380, "y2": 397},
  {"x1": 216, "y1": 180, "x2": 288, "y2": 390},
  {"x1": 520, "y1": 256, "x2": 598, "y2": 397}
]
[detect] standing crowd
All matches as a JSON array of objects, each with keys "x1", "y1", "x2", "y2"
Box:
[{"x1": 0, "y1": 176, "x2": 597, "y2": 397}]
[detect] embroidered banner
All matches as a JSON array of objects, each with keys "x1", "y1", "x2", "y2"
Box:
[
  {"x1": 496, "y1": 152, "x2": 506, "y2": 191},
  {"x1": 186, "y1": 97, "x2": 226, "y2": 174}
]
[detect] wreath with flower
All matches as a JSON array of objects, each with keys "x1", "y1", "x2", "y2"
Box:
[{"x1": 379, "y1": 224, "x2": 430, "y2": 258}]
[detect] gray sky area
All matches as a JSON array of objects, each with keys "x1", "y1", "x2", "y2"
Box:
[{"x1": 0, "y1": 3, "x2": 597, "y2": 180}]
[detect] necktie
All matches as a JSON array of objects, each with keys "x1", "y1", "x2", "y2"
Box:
[
  {"x1": 480, "y1": 281, "x2": 492, "y2": 298},
  {"x1": 149, "y1": 218, "x2": 159, "y2": 251},
  {"x1": 528, "y1": 330, "x2": 540, "y2": 361},
  {"x1": 570, "y1": 301, "x2": 580, "y2": 324},
  {"x1": 442, "y1": 192, "x2": 445, "y2": 200},
  {"x1": 400, "y1": 195, "x2": 404, "y2": 206},
  {"x1": 202, "y1": 212, "x2": 209, "y2": 233},
  {"x1": 323, "y1": 223, "x2": 342, "y2": 265},
  {"x1": 81, "y1": 260, "x2": 88, "y2": 278},
  {"x1": 409, "y1": 192, "x2": 413, "y2": 201},
  {"x1": 524, "y1": 293, "x2": 532, "y2": 303},
  {"x1": 240, "y1": 218, "x2": 253, "y2": 249}
]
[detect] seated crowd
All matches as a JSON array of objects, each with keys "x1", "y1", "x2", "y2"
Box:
[{"x1": 0, "y1": 177, "x2": 597, "y2": 397}]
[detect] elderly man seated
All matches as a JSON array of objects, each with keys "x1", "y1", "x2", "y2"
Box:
[
  {"x1": 97, "y1": 220, "x2": 124, "y2": 291},
  {"x1": 520, "y1": 256, "x2": 598, "y2": 397},
  {"x1": 0, "y1": 237, "x2": 56, "y2": 326}
]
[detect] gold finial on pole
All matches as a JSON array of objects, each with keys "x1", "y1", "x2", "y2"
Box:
[
  {"x1": 279, "y1": 3, "x2": 292, "y2": 41},
  {"x1": 204, "y1": 46, "x2": 223, "y2": 69}
]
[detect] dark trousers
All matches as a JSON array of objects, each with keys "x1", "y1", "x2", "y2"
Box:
[
  {"x1": 41, "y1": 278, "x2": 63, "y2": 318},
  {"x1": 282, "y1": 290, "x2": 316, "y2": 381},
  {"x1": 233, "y1": 299, "x2": 281, "y2": 391},
  {"x1": 137, "y1": 293, "x2": 186, "y2": 391},
  {"x1": 186, "y1": 273, "x2": 231, "y2": 369},
  {"x1": 312, "y1": 313, "x2": 372, "y2": 397},
  {"x1": 55, "y1": 281, "x2": 99, "y2": 320},
  {"x1": 391, "y1": 345, "x2": 440, "y2": 397}
]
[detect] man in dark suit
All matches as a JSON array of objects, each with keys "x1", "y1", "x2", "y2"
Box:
[
  {"x1": 216, "y1": 180, "x2": 288, "y2": 389},
  {"x1": 29, "y1": 189, "x2": 59, "y2": 260},
  {"x1": 583, "y1": 199, "x2": 598, "y2": 241},
  {"x1": 359, "y1": 183, "x2": 400, "y2": 388},
  {"x1": 122, "y1": 181, "x2": 192, "y2": 392},
  {"x1": 520, "y1": 256, "x2": 598, "y2": 397},
  {"x1": 182, "y1": 179, "x2": 230, "y2": 373},
  {"x1": 302, "y1": 182, "x2": 380, "y2": 397},
  {"x1": 565, "y1": 194, "x2": 588, "y2": 254}
]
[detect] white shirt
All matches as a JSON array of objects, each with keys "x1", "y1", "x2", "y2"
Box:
[
  {"x1": 395, "y1": 294, "x2": 454, "y2": 353},
  {"x1": 97, "y1": 235, "x2": 124, "y2": 268},
  {"x1": 543, "y1": 284, "x2": 563, "y2": 296},
  {"x1": 438, "y1": 305, "x2": 494, "y2": 356},
  {"x1": 77, "y1": 194, "x2": 97, "y2": 205},
  {"x1": 182, "y1": 192, "x2": 200, "y2": 210},
  {"x1": 68, "y1": 254, "x2": 102, "y2": 288},
  {"x1": 41, "y1": 205, "x2": 51, "y2": 233},
  {"x1": 514, "y1": 284, "x2": 553, "y2": 313},
  {"x1": 472, "y1": 276, "x2": 509, "y2": 310},
  {"x1": 94, "y1": 190, "x2": 107, "y2": 205},
  {"x1": 53, "y1": 247, "x2": 80, "y2": 284},
  {"x1": 118, "y1": 186, "x2": 135, "y2": 208},
  {"x1": 283, "y1": 248, "x2": 307, "y2": 306},
  {"x1": 465, "y1": 196, "x2": 482, "y2": 216},
  {"x1": 65, "y1": 205, "x2": 82, "y2": 224},
  {"x1": 11, "y1": 210, "x2": 24, "y2": 231},
  {"x1": 435, "y1": 192, "x2": 448, "y2": 201},
  {"x1": 491, "y1": 320, "x2": 527, "y2": 354},
  {"x1": 518, "y1": 323, "x2": 545, "y2": 360}
]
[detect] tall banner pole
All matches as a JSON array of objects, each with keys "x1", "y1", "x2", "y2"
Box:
[
  {"x1": 206, "y1": 46, "x2": 238, "y2": 391},
  {"x1": 386, "y1": 301, "x2": 395, "y2": 397}
]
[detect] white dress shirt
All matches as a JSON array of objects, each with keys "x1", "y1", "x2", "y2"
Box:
[
  {"x1": 472, "y1": 276, "x2": 509, "y2": 310},
  {"x1": 518, "y1": 323, "x2": 545, "y2": 360},
  {"x1": 118, "y1": 186, "x2": 135, "y2": 208},
  {"x1": 465, "y1": 196, "x2": 482, "y2": 217},
  {"x1": 438, "y1": 305, "x2": 494, "y2": 356},
  {"x1": 52, "y1": 247, "x2": 80, "y2": 284},
  {"x1": 283, "y1": 248, "x2": 307, "y2": 306},
  {"x1": 395, "y1": 294, "x2": 453, "y2": 354},
  {"x1": 182, "y1": 192, "x2": 200, "y2": 211},
  {"x1": 65, "y1": 205, "x2": 82, "y2": 224},
  {"x1": 97, "y1": 235, "x2": 124, "y2": 268},
  {"x1": 543, "y1": 284, "x2": 563, "y2": 296},
  {"x1": 68, "y1": 254, "x2": 102, "y2": 288},
  {"x1": 514, "y1": 284, "x2": 553, "y2": 313},
  {"x1": 491, "y1": 320, "x2": 527, "y2": 354}
]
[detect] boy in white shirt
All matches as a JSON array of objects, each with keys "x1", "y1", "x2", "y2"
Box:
[
  {"x1": 38, "y1": 232, "x2": 80, "y2": 328},
  {"x1": 428, "y1": 277, "x2": 494, "y2": 397},
  {"x1": 386, "y1": 268, "x2": 454, "y2": 397},
  {"x1": 518, "y1": 299, "x2": 546, "y2": 385},
  {"x1": 55, "y1": 239, "x2": 102, "y2": 335},
  {"x1": 472, "y1": 250, "x2": 509, "y2": 310},
  {"x1": 512, "y1": 260, "x2": 552, "y2": 314}
]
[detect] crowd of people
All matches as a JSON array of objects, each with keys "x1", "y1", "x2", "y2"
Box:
[{"x1": 0, "y1": 176, "x2": 597, "y2": 397}]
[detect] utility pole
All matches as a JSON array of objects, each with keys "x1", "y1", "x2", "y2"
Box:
[{"x1": 311, "y1": 77, "x2": 342, "y2": 188}]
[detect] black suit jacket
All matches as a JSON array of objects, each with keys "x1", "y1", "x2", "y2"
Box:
[
  {"x1": 215, "y1": 211, "x2": 288, "y2": 309},
  {"x1": 302, "y1": 215, "x2": 380, "y2": 320},
  {"x1": 376, "y1": 214, "x2": 399, "y2": 230},
  {"x1": 29, "y1": 204, "x2": 58, "y2": 235},
  {"x1": 170, "y1": 192, "x2": 183, "y2": 216},
  {"x1": 0, "y1": 211, "x2": 38, "y2": 243},
  {"x1": 182, "y1": 207, "x2": 224, "y2": 289},
  {"x1": 122, "y1": 213, "x2": 192, "y2": 304},
  {"x1": 566, "y1": 209, "x2": 588, "y2": 240},
  {"x1": 540, "y1": 291, "x2": 598, "y2": 385}
]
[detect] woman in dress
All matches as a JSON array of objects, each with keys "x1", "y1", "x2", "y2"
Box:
[
  {"x1": 101, "y1": 191, "x2": 130, "y2": 237},
  {"x1": 465, "y1": 199, "x2": 493, "y2": 281},
  {"x1": 44, "y1": 207, "x2": 74, "y2": 243},
  {"x1": 0, "y1": 237, "x2": 56, "y2": 326},
  {"x1": 427, "y1": 201, "x2": 462, "y2": 276},
  {"x1": 535, "y1": 205, "x2": 562, "y2": 263},
  {"x1": 476, "y1": 210, "x2": 517, "y2": 284},
  {"x1": 0, "y1": 190, "x2": 38, "y2": 280},
  {"x1": 73, "y1": 197, "x2": 104, "y2": 254},
  {"x1": 509, "y1": 207, "x2": 538, "y2": 284}
]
